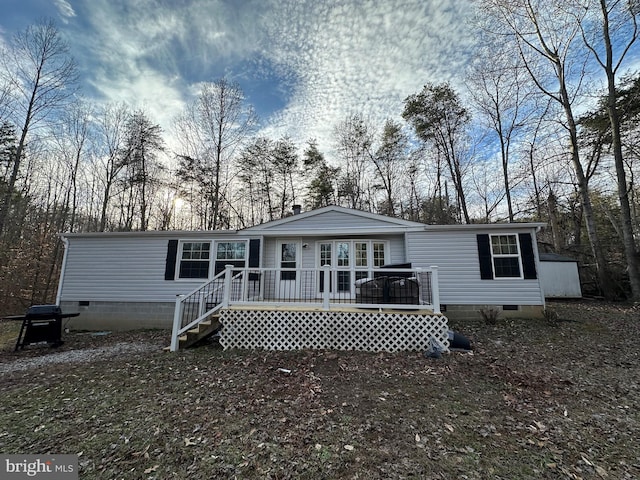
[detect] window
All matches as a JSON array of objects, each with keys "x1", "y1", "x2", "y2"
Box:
[
  {"x1": 179, "y1": 242, "x2": 211, "y2": 279},
  {"x1": 337, "y1": 242, "x2": 350, "y2": 267},
  {"x1": 320, "y1": 243, "x2": 332, "y2": 266},
  {"x1": 355, "y1": 242, "x2": 368, "y2": 267},
  {"x1": 490, "y1": 235, "x2": 521, "y2": 278},
  {"x1": 373, "y1": 242, "x2": 386, "y2": 267},
  {"x1": 355, "y1": 242, "x2": 369, "y2": 282},
  {"x1": 216, "y1": 242, "x2": 246, "y2": 260},
  {"x1": 214, "y1": 241, "x2": 247, "y2": 274}
]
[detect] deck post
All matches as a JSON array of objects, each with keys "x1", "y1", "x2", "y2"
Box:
[
  {"x1": 170, "y1": 294, "x2": 184, "y2": 352},
  {"x1": 241, "y1": 268, "x2": 249, "y2": 301},
  {"x1": 431, "y1": 266, "x2": 441, "y2": 314},
  {"x1": 222, "y1": 264, "x2": 234, "y2": 308},
  {"x1": 322, "y1": 264, "x2": 330, "y2": 310}
]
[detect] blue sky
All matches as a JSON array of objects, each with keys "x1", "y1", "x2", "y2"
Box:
[{"x1": 0, "y1": 0, "x2": 477, "y2": 155}]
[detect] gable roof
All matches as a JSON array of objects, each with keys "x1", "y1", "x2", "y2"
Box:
[
  {"x1": 59, "y1": 205, "x2": 546, "y2": 239},
  {"x1": 242, "y1": 205, "x2": 426, "y2": 235}
]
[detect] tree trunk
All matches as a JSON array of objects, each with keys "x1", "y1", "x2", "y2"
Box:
[
  {"x1": 599, "y1": 0, "x2": 640, "y2": 300},
  {"x1": 558, "y1": 67, "x2": 614, "y2": 298}
]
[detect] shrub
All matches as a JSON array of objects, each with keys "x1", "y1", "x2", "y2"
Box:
[{"x1": 479, "y1": 307, "x2": 501, "y2": 325}]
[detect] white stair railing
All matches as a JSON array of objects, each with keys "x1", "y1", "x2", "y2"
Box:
[{"x1": 170, "y1": 265, "x2": 236, "y2": 351}]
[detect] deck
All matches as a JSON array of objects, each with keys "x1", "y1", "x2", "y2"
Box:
[{"x1": 170, "y1": 265, "x2": 445, "y2": 351}]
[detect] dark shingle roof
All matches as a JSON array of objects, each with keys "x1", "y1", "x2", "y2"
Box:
[{"x1": 539, "y1": 253, "x2": 578, "y2": 263}]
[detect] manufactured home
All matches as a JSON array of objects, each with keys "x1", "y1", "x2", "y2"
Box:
[{"x1": 56, "y1": 206, "x2": 546, "y2": 351}]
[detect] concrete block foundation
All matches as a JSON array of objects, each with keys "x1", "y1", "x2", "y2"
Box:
[
  {"x1": 441, "y1": 304, "x2": 545, "y2": 321},
  {"x1": 60, "y1": 301, "x2": 174, "y2": 330}
]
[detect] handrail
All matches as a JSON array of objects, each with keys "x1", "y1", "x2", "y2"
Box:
[{"x1": 170, "y1": 267, "x2": 228, "y2": 351}]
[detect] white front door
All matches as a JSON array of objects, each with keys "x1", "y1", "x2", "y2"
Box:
[
  {"x1": 277, "y1": 241, "x2": 300, "y2": 299},
  {"x1": 318, "y1": 241, "x2": 353, "y2": 298}
]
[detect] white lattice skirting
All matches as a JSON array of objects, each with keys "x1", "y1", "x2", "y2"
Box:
[{"x1": 218, "y1": 308, "x2": 449, "y2": 352}]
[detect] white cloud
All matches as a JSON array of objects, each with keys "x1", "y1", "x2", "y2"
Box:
[
  {"x1": 254, "y1": 0, "x2": 477, "y2": 158},
  {"x1": 54, "y1": 0, "x2": 76, "y2": 21},
  {"x1": 61, "y1": 0, "x2": 477, "y2": 160},
  {"x1": 69, "y1": 0, "x2": 269, "y2": 143}
]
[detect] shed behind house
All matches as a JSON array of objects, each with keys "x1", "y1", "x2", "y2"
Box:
[{"x1": 539, "y1": 253, "x2": 582, "y2": 298}]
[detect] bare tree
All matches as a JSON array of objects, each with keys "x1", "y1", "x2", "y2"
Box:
[
  {"x1": 174, "y1": 78, "x2": 256, "y2": 230},
  {"x1": 0, "y1": 80, "x2": 12, "y2": 123},
  {"x1": 94, "y1": 103, "x2": 131, "y2": 232},
  {"x1": 470, "y1": 159, "x2": 508, "y2": 221},
  {"x1": 479, "y1": 0, "x2": 615, "y2": 297},
  {"x1": 236, "y1": 136, "x2": 300, "y2": 222},
  {"x1": 334, "y1": 113, "x2": 375, "y2": 210},
  {"x1": 237, "y1": 137, "x2": 276, "y2": 224},
  {"x1": 271, "y1": 137, "x2": 300, "y2": 219},
  {"x1": 467, "y1": 50, "x2": 535, "y2": 221},
  {"x1": 0, "y1": 19, "x2": 78, "y2": 236},
  {"x1": 50, "y1": 98, "x2": 93, "y2": 232},
  {"x1": 120, "y1": 110, "x2": 164, "y2": 231},
  {"x1": 578, "y1": 0, "x2": 640, "y2": 299},
  {"x1": 371, "y1": 119, "x2": 409, "y2": 216}
]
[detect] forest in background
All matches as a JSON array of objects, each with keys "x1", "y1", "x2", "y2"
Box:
[{"x1": 1, "y1": 0, "x2": 639, "y2": 314}]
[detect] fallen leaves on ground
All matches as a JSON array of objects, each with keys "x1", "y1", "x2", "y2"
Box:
[{"x1": 0, "y1": 300, "x2": 638, "y2": 479}]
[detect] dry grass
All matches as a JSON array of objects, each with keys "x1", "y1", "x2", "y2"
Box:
[{"x1": 0, "y1": 300, "x2": 639, "y2": 479}]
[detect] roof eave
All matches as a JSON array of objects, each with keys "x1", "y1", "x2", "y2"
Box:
[
  {"x1": 60, "y1": 229, "x2": 240, "y2": 239},
  {"x1": 423, "y1": 222, "x2": 546, "y2": 231}
]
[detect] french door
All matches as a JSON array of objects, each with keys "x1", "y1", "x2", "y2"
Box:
[{"x1": 317, "y1": 240, "x2": 388, "y2": 297}]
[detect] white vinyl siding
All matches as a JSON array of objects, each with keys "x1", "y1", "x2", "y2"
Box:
[
  {"x1": 61, "y1": 236, "x2": 202, "y2": 302},
  {"x1": 406, "y1": 230, "x2": 543, "y2": 305},
  {"x1": 253, "y1": 210, "x2": 417, "y2": 231},
  {"x1": 59, "y1": 234, "x2": 249, "y2": 303}
]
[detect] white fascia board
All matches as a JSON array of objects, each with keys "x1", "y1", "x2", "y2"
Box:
[
  {"x1": 243, "y1": 205, "x2": 426, "y2": 231},
  {"x1": 423, "y1": 222, "x2": 546, "y2": 232},
  {"x1": 257, "y1": 226, "x2": 426, "y2": 237},
  {"x1": 59, "y1": 230, "x2": 239, "y2": 239}
]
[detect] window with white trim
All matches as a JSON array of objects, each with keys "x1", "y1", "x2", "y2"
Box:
[
  {"x1": 178, "y1": 242, "x2": 211, "y2": 279},
  {"x1": 490, "y1": 234, "x2": 522, "y2": 278},
  {"x1": 214, "y1": 241, "x2": 247, "y2": 274},
  {"x1": 373, "y1": 242, "x2": 386, "y2": 267}
]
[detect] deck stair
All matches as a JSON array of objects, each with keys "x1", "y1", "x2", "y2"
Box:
[{"x1": 178, "y1": 315, "x2": 221, "y2": 349}]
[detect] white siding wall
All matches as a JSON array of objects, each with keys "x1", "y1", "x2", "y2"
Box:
[
  {"x1": 406, "y1": 230, "x2": 544, "y2": 305},
  {"x1": 259, "y1": 210, "x2": 406, "y2": 231},
  {"x1": 388, "y1": 236, "x2": 406, "y2": 264},
  {"x1": 60, "y1": 235, "x2": 255, "y2": 303}
]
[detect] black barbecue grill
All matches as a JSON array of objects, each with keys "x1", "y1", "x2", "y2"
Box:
[{"x1": 4, "y1": 305, "x2": 79, "y2": 351}]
